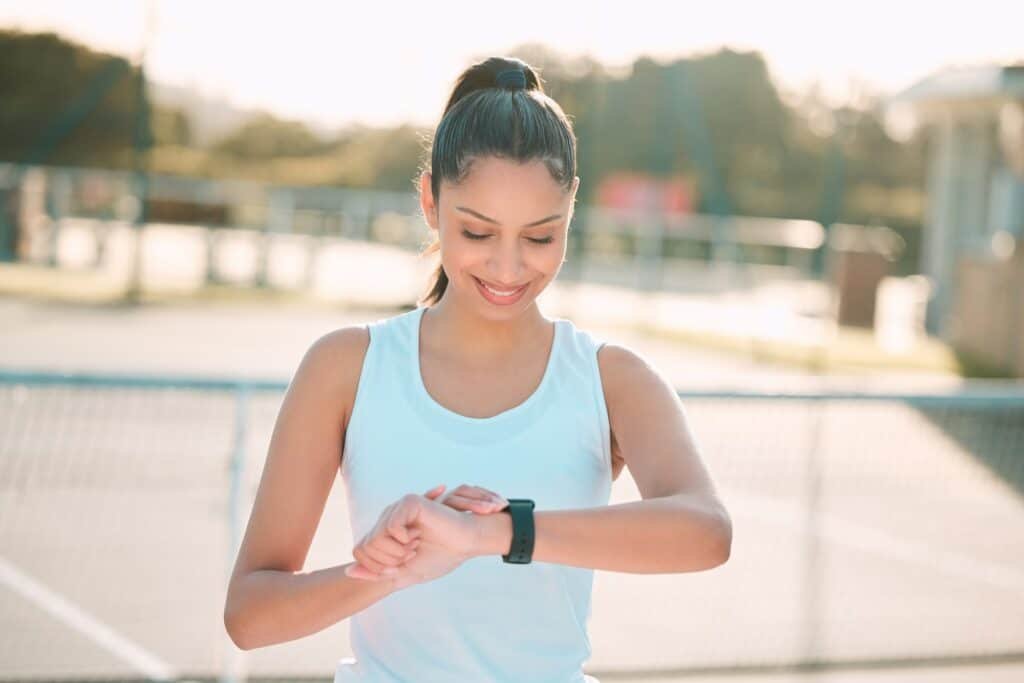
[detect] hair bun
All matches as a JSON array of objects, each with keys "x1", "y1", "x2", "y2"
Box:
[{"x1": 495, "y1": 68, "x2": 527, "y2": 90}]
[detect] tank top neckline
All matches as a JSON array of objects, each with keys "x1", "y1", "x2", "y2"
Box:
[{"x1": 408, "y1": 305, "x2": 564, "y2": 433}]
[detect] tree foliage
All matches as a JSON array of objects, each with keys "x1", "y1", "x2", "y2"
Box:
[{"x1": 1, "y1": 31, "x2": 928, "y2": 234}]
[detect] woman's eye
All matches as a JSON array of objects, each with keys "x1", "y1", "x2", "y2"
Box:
[{"x1": 461, "y1": 229, "x2": 553, "y2": 245}]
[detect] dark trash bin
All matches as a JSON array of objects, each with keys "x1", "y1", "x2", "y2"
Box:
[{"x1": 827, "y1": 224, "x2": 905, "y2": 328}]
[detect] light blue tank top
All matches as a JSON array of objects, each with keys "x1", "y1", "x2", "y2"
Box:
[{"x1": 335, "y1": 305, "x2": 613, "y2": 683}]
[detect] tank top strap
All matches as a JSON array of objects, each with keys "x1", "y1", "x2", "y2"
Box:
[
  {"x1": 340, "y1": 312, "x2": 403, "y2": 478},
  {"x1": 556, "y1": 321, "x2": 613, "y2": 475}
]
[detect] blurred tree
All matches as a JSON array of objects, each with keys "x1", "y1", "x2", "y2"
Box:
[
  {"x1": 0, "y1": 30, "x2": 148, "y2": 168},
  {"x1": 151, "y1": 106, "x2": 192, "y2": 147},
  {"x1": 0, "y1": 29, "x2": 201, "y2": 181},
  {"x1": 211, "y1": 112, "x2": 330, "y2": 159},
  {"x1": 340, "y1": 124, "x2": 432, "y2": 190}
]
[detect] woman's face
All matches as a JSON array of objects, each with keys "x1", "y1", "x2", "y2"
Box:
[{"x1": 421, "y1": 156, "x2": 579, "y2": 318}]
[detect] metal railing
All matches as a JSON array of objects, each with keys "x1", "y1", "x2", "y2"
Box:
[{"x1": 2, "y1": 161, "x2": 859, "y2": 290}]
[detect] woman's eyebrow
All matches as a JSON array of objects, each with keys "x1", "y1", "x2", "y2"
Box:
[{"x1": 455, "y1": 206, "x2": 562, "y2": 227}]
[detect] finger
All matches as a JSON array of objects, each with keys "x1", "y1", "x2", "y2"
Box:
[
  {"x1": 351, "y1": 537, "x2": 419, "y2": 576},
  {"x1": 477, "y1": 488, "x2": 509, "y2": 506},
  {"x1": 441, "y1": 494, "x2": 505, "y2": 512},
  {"x1": 423, "y1": 483, "x2": 446, "y2": 499},
  {"x1": 386, "y1": 521, "x2": 413, "y2": 545},
  {"x1": 450, "y1": 485, "x2": 488, "y2": 501},
  {"x1": 462, "y1": 485, "x2": 508, "y2": 507},
  {"x1": 389, "y1": 496, "x2": 422, "y2": 544},
  {"x1": 367, "y1": 534, "x2": 415, "y2": 562},
  {"x1": 371, "y1": 533, "x2": 420, "y2": 560},
  {"x1": 386, "y1": 505, "x2": 415, "y2": 544},
  {"x1": 362, "y1": 524, "x2": 417, "y2": 548},
  {"x1": 450, "y1": 487, "x2": 506, "y2": 508},
  {"x1": 353, "y1": 545, "x2": 391, "y2": 574}
]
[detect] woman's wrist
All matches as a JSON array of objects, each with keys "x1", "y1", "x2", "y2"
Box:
[
  {"x1": 344, "y1": 561, "x2": 403, "y2": 595},
  {"x1": 473, "y1": 510, "x2": 514, "y2": 557}
]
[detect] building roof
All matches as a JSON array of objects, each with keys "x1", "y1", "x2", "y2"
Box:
[{"x1": 889, "y1": 64, "x2": 1024, "y2": 105}]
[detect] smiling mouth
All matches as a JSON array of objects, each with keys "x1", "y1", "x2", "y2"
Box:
[{"x1": 474, "y1": 277, "x2": 530, "y2": 296}]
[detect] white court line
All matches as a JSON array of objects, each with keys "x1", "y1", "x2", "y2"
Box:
[
  {"x1": 725, "y1": 488, "x2": 1024, "y2": 596},
  {"x1": 0, "y1": 555, "x2": 178, "y2": 681}
]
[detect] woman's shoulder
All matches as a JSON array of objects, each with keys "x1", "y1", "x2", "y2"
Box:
[
  {"x1": 301, "y1": 326, "x2": 370, "y2": 414},
  {"x1": 596, "y1": 340, "x2": 654, "y2": 385},
  {"x1": 308, "y1": 308, "x2": 418, "y2": 420}
]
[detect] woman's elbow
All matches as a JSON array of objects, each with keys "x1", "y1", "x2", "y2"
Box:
[
  {"x1": 712, "y1": 506, "x2": 732, "y2": 566},
  {"x1": 223, "y1": 585, "x2": 254, "y2": 651}
]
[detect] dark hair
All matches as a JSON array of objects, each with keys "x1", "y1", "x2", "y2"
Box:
[{"x1": 416, "y1": 56, "x2": 577, "y2": 306}]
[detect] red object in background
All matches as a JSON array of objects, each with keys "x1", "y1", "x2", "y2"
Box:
[{"x1": 595, "y1": 172, "x2": 697, "y2": 213}]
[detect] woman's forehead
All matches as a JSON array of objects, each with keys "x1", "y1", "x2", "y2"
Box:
[{"x1": 443, "y1": 158, "x2": 567, "y2": 200}]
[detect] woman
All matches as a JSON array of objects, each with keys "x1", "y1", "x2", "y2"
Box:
[{"x1": 224, "y1": 56, "x2": 732, "y2": 683}]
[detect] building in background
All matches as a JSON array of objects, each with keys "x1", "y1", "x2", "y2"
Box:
[{"x1": 888, "y1": 64, "x2": 1024, "y2": 376}]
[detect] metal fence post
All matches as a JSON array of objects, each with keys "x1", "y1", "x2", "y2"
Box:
[
  {"x1": 799, "y1": 398, "x2": 826, "y2": 670},
  {"x1": 256, "y1": 188, "x2": 294, "y2": 289},
  {"x1": 49, "y1": 170, "x2": 73, "y2": 267},
  {"x1": 222, "y1": 385, "x2": 251, "y2": 683}
]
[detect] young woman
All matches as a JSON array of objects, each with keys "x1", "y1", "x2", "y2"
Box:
[{"x1": 224, "y1": 56, "x2": 732, "y2": 683}]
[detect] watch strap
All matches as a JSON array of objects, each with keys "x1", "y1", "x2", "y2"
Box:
[{"x1": 499, "y1": 498, "x2": 535, "y2": 564}]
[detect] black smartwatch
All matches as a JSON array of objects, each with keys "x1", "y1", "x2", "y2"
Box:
[{"x1": 499, "y1": 499, "x2": 535, "y2": 564}]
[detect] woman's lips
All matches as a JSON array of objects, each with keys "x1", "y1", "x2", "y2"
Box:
[{"x1": 473, "y1": 276, "x2": 529, "y2": 305}]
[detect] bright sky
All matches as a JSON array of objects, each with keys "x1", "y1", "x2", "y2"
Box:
[{"x1": 2, "y1": 0, "x2": 1022, "y2": 130}]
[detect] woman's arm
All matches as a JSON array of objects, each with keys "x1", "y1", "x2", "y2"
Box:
[
  {"x1": 224, "y1": 326, "x2": 399, "y2": 649},
  {"x1": 226, "y1": 563, "x2": 398, "y2": 650},
  {"x1": 474, "y1": 493, "x2": 729, "y2": 573},
  {"x1": 476, "y1": 342, "x2": 732, "y2": 574}
]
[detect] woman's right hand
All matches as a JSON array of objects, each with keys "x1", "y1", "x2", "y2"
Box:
[{"x1": 345, "y1": 483, "x2": 508, "y2": 586}]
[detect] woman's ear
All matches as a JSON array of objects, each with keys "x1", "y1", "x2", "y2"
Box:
[
  {"x1": 419, "y1": 171, "x2": 438, "y2": 232},
  {"x1": 567, "y1": 176, "x2": 581, "y2": 220}
]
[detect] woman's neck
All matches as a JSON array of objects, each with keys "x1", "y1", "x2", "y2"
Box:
[{"x1": 424, "y1": 294, "x2": 551, "y2": 365}]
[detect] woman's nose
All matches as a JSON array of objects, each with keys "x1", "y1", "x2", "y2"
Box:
[{"x1": 487, "y1": 239, "x2": 524, "y2": 282}]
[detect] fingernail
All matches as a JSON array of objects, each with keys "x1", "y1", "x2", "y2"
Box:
[{"x1": 382, "y1": 567, "x2": 398, "y2": 576}]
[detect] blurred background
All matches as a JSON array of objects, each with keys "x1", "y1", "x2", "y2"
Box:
[{"x1": 1, "y1": 1, "x2": 1022, "y2": 682}]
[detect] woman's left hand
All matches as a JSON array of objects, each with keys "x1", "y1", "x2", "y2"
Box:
[{"x1": 345, "y1": 484, "x2": 507, "y2": 586}]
